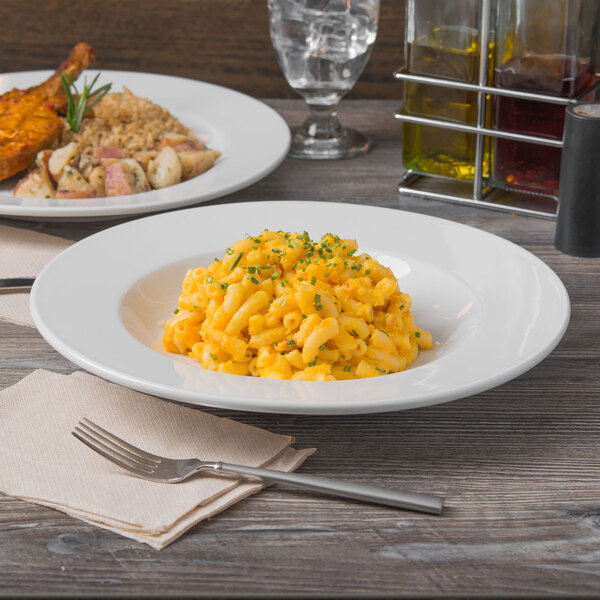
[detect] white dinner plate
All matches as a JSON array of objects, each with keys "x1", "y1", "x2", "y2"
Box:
[
  {"x1": 31, "y1": 201, "x2": 570, "y2": 415},
  {"x1": 0, "y1": 70, "x2": 290, "y2": 220}
]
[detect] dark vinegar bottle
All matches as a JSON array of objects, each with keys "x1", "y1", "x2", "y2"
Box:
[{"x1": 491, "y1": 0, "x2": 599, "y2": 198}]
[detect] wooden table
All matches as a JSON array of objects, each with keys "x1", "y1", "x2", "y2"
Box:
[{"x1": 1, "y1": 100, "x2": 599, "y2": 598}]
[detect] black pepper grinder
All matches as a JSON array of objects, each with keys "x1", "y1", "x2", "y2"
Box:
[{"x1": 554, "y1": 102, "x2": 600, "y2": 257}]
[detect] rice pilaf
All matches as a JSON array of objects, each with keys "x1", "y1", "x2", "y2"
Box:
[{"x1": 59, "y1": 87, "x2": 196, "y2": 157}]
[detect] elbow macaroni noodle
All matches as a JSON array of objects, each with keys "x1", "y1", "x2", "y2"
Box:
[{"x1": 163, "y1": 230, "x2": 433, "y2": 380}]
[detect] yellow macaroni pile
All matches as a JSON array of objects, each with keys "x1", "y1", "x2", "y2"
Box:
[{"x1": 163, "y1": 230, "x2": 432, "y2": 380}]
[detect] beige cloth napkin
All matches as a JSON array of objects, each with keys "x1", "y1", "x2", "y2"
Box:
[
  {"x1": 0, "y1": 224, "x2": 73, "y2": 327},
  {"x1": 0, "y1": 369, "x2": 315, "y2": 549}
]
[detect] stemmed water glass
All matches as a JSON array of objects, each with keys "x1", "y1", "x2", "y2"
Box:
[{"x1": 268, "y1": 0, "x2": 380, "y2": 160}]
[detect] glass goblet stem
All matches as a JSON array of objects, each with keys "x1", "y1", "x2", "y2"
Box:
[{"x1": 299, "y1": 102, "x2": 344, "y2": 141}]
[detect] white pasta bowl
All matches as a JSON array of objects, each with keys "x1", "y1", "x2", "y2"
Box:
[{"x1": 31, "y1": 201, "x2": 570, "y2": 414}]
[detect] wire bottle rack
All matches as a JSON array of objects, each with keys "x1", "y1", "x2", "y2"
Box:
[{"x1": 393, "y1": 0, "x2": 600, "y2": 218}]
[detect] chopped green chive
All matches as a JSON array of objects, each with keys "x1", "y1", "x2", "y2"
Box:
[
  {"x1": 210, "y1": 353, "x2": 218, "y2": 361},
  {"x1": 287, "y1": 339, "x2": 296, "y2": 347},
  {"x1": 205, "y1": 275, "x2": 214, "y2": 283},
  {"x1": 248, "y1": 276, "x2": 259, "y2": 285},
  {"x1": 343, "y1": 365, "x2": 351, "y2": 372},
  {"x1": 310, "y1": 276, "x2": 317, "y2": 285},
  {"x1": 230, "y1": 252, "x2": 244, "y2": 270},
  {"x1": 225, "y1": 247, "x2": 234, "y2": 255},
  {"x1": 173, "y1": 308, "x2": 179, "y2": 314},
  {"x1": 415, "y1": 331, "x2": 421, "y2": 338},
  {"x1": 220, "y1": 282, "x2": 229, "y2": 290}
]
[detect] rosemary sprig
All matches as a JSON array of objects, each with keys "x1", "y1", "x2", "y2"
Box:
[{"x1": 60, "y1": 72, "x2": 112, "y2": 133}]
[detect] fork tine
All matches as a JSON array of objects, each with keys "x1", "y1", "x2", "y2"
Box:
[
  {"x1": 72, "y1": 429, "x2": 154, "y2": 476},
  {"x1": 81, "y1": 418, "x2": 162, "y2": 463},
  {"x1": 75, "y1": 423, "x2": 157, "y2": 469}
]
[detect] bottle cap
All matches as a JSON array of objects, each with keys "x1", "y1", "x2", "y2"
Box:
[{"x1": 555, "y1": 102, "x2": 600, "y2": 257}]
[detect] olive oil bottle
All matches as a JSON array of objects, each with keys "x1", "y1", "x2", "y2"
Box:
[{"x1": 402, "y1": 1, "x2": 493, "y2": 181}]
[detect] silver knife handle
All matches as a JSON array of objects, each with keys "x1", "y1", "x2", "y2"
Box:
[
  {"x1": 0, "y1": 278, "x2": 35, "y2": 291},
  {"x1": 218, "y1": 462, "x2": 443, "y2": 514}
]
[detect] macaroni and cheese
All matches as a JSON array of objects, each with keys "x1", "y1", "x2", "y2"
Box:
[{"x1": 163, "y1": 230, "x2": 432, "y2": 380}]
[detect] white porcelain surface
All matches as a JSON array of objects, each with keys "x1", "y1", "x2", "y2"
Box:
[
  {"x1": 31, "y1": 201, "x2": 570, "y2": 414},
  {"x1": 0, "y1": 70, "x2": 290, "y2": 220}
]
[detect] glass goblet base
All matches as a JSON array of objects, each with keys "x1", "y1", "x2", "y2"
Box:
[
  {"x1": 289, "y1": 126, "x2": 370, "y2": 160},
  {"x1": 287, "y1": 103, "x2": 370, "y2": 160}
]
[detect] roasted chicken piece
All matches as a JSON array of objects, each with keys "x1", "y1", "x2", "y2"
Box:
[{"x1": 0, "y1": 42, "x2": 96, "y2": 182}]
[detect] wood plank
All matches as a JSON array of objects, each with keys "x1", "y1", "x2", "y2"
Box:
[
  {"x1": 0, "y1": 0, "x2": 405, "y2": 99},
  {"x1": 0, "y1": 100, "x2": 599, "y2": 596}
]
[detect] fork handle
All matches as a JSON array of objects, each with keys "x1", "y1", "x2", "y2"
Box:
[
  {"x1": 0, "y1": 278, "x2": 35, "y2": 291},
  {"x1": 217, "y1": 462, "x2": 443, "y2": 515}
]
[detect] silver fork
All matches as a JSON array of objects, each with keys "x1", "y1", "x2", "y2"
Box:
[{"x1": 72, "y1": 418, "x2": 443, "y2": 515}]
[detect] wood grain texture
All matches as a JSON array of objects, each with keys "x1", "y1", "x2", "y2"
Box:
[
  {"x1": 1, "y1": 100, "x2": 600, "y2": 597},
  {"x1": 0, "y1": 0, "x2": 405, "y2": 100}
]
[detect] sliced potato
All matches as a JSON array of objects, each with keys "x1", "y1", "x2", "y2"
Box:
[
  {"x1": 35, "y1": 149, "x2": 53, "y2": 171},
  {"x1": 179, "y1": 149, "x2": 220, "y2": 180},
  {"x1": 88, "y1": 166, "x2": 106, "y2": 197},
  {"x1": 13, "y1": 167, "x2": 56, "y2": 199},
  {"x1": 56, "y1": 167, "x2": 96, "y2": 199},
  {"x1": 48, "y1": 142, "x2": 80, "y2": 182},
  {"x1": 122, "y1": 159, "x2": 151, "y2": 192},
  {"x1": 79, "y1": 155, "x2": 94, "y2": 179},
  {"x1": 105, "y1": 162, "x2": 137, "y2": 196},
  {"x1": 146, "y1": 146, "x2": 182, "y2": 189},
  {"x1": 159, "y1": 132, "x2": 204, "y2": 152},
  {"x1": 132, "y1": 150, "x2": 158, "y2": 171},
  {"x1": 95, "y1": 157, "x2": 121, "y2": 168},
  {"x1": 105, "y1": 160, "x2": 150, "y2": 196}
]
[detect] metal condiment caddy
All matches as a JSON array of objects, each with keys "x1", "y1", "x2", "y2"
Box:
[{"x1": 394, "y1": 0, "x2": 600, "y2": 218}]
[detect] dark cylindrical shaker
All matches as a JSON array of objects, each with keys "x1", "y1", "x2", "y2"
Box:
[{"x1": 555, "y1": 102, "x2": 600, "y2": 257}]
